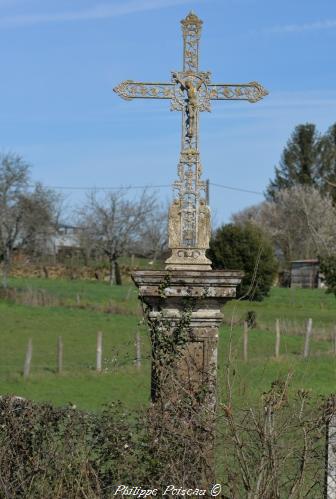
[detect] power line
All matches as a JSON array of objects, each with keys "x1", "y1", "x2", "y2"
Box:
[
  {"x1": 30, "y1": 184, "x2": 171, "y2": 191},
  {"x1": 210, "y1": 182, "x2": 264, "y2": 196},
  {"x1": 31, "y1": 182, "x2": 265, "y2": 196}
]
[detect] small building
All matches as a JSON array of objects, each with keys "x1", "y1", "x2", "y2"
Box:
[
  {"x1": 49, "y1": 224, "x2": 82, "y2": 256},
  {"x1": 290, "y1": 259, "x2": 325, "y2": 288}
]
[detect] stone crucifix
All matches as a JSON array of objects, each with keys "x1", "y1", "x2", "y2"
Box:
[
  {"x1": 114, "y1": 11, "x2": 268, "y2": 270},
  {"x1": 114, "y1": 14, "x2": 268, "y2": 483}
]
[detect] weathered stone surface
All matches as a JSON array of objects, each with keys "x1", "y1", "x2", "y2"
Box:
[
  {"x1": 132, "y1": 269, "x2": 243, "y2": 399},
  {"x1": 166, "y1": 195, "x2": 212, "y2": 270},
  {"x1": 198, "y1": 200, "x2": 211, "y2": 249},
  {"x1": 165, "y1": 248, "x2": 212, "y2": 270},
  {"x1": 327, "y1": 415, "x2": 336, "y2": 499},
  {"x1": 165, "y1": 199, "x2": 212, "y2": 270},
  {"x1": 168, "y1": 199, "x2": 182, "y2": 248},
  {"x1": 133, "y1": 267, "x2": 242, "y2": 484}
]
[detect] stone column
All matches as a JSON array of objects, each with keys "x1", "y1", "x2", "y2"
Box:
[
  {"x1": 132, "y1": 268, "x2": 242, "y2": 485},
  {"x1": 326, "y1": 414, "x2": 336, "y2": 499}
]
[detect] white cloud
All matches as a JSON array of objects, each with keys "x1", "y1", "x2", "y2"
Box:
[
  {"x1": 0, "y1": 0, "x2": 200, "y2": 28},
  {"x1": 262, "y1": 18, "x2": 336, "y2": 35}
]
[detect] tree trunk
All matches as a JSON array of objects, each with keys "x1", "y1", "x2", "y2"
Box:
[
  {"x1": 81, "y1": 248, "x2": 88, "y2": 267},
  {"x1": 109, "y1": 258, "x2": 116, "y2": 286},
  {"x1": 115, "y1": 260, "x2": 122, "y2": 285},
  {"x1": 152, "y1": 249, "x2": 158, "y2": 264},
  {"x1": 2, "y1": 247, "x2": 11, "y2": 289},
  {"x1": 109, "y1": 256, "x2": 122, "y2": 286},
  {"x1": 2, "y1": 266, "x2": 8, "y2": 289}
]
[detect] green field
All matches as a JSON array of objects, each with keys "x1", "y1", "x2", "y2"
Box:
[{"x1": 0, "y1": 277, "x2": 335, "y2": 410}]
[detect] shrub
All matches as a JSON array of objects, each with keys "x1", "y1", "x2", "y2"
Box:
[
  {"x1": 0, "y1": 397, "x2": 153, "y2": 498},
  {"x1": 320, "y1": 255, "x2": 336, "y2": 296},
  {"x1": 208, "y1": 223, "x2": 278, "y2": 301},
  {"x1": 0, "y1": 386, "x2": 329, "y2": 498}
]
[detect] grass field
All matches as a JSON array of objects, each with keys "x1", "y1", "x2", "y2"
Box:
[
  {"x1": 0, "y1": 276, "x2": 335, "y2": 410},
  {"x1": 6, "y1": 274, "x2": 140, "y2": 309}
]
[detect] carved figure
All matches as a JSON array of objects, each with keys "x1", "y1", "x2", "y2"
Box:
[
  {"x1": 197, "y1": 199, "x2": 211, "y2": 249},
  {"x1": 173, "y1": 73, "x2": 203, "y2": 140},
  {"x1": 168, "y1": 199, "x2": 182, "y2": 248}
]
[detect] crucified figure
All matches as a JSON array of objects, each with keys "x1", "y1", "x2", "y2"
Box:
[{"x1": 173, "y1": 73, "x2": 203, "y2": 140}]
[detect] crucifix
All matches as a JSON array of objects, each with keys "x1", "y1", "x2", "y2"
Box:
[
  {"x1": 114, "y1": 11, "x2": 268, "y2": 270},
  {"x1": 114, "y1": 14, "x2": 267, "y2": 482}
]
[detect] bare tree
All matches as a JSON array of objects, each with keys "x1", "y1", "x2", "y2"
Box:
[
  {"x1": 76, "y1": 222, "x2": 98, "y2": 267},
  {"x1": 0, "y1": 153, "x2": 61, "y2": 287},
  {"x1": 77, "y1": 190, "x2": 157, "y2": 285},
  {"x1": 135, "y1": 201, "x2": 168, "y2": 262},
  {"x1": 19, "y1": 183, "x2": 62, "y2": 259},
  {"x1": 232, "y1": 186, "x2": 336, "y2": 264},
  {"x1": 0, "y1": 153, "x2": 29, "y2": 287}
]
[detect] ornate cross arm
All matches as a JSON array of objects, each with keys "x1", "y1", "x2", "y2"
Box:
[
  {"x1": 113, "y1": 80, "x2": 174, "y2": 100},
  {"x1": 208, "y1": 81, "x2": 268, "y2": 103}
]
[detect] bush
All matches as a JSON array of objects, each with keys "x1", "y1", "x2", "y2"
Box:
[
  {"x1": 0, "y1": 386, "x2": 329, "y2": 498},
  {"x1": 208, "y1": 223, "x2": 278, "y2": 301},
  {"x1": 219, "y1": 378, "x2": 326, "y2": 497},
  {"x1": 320, "y1": 255, "x2": 336, "y2": 296},
  {"x1": 0, "y1": 397, "x2": 154, "y2": 498},
  {"x1": 245, "y1": 310, "x2": 257, "y2": 328}
]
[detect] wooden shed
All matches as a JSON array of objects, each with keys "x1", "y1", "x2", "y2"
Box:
[{"x1": 290, "y1": 259, "x2": 324, "y2": 288}]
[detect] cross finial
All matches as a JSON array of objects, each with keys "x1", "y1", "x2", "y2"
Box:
[
  {"x1": 184, "y1": 11, "x2": 201, "y2": 20},
  {"x1": 181, "y1": 11, "x2": 203, "y2": 30}
]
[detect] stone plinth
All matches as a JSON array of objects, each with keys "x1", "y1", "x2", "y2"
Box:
[
  {"x1": 132, "y1": 268, "x2": 242, "y2": 485},
  {"x1": 132, "y1": 269, "x2": 243, "y2": 403}
]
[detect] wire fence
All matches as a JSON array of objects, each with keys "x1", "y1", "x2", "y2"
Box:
[{"x1": 2, "y1": 318, "x2": 336, "y2": 379}]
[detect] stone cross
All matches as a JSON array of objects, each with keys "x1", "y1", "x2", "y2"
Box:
[
  {"x1": 114, "y1": 14, "x2": 267, "y2": 484},
  {"x1": 114, "y1": 11, "x2": 268, "y2": 270}
]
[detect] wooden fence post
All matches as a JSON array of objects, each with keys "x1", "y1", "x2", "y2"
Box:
[
  {"x1": 23, "y1": 338, "x2": 33, "y2": 380},
  {"x1": 326, "y1": 410, "x2": 336, "y2": 498},
  {"x1": 303, "y1": 318, "x2": 313, "y2": 358},
  {"x1": 96, "y1": 331, "x2": 103, "y2": 373},
  {"x1": 243, "y1": 321, "x2": 248, "y2": 362},
  {"x1": 57, "y1": 336, "x2": 63, "y2": 374},
  {"x1": 135, "y1": 330, "x2": 141, "y2": 369},
  {"x1": 275, "y1": 319, "x2": 281, "y2": 358}
]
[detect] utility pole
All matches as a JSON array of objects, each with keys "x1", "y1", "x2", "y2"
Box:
[{"x1": 206, "y1": 178, "x2": 210, "y2": 205}]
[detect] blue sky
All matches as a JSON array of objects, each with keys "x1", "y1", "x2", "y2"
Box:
[{"x1": 1, "y1": 0, "x2": 336, "y2": 223}]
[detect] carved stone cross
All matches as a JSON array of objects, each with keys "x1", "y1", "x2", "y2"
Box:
[{"x1": 114, "y1": 11, "x2": 268, "y2": 270}]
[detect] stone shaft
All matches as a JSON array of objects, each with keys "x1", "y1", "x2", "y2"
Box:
[
  {"x1": 132, "y1": 269, "x2": 243, "y2": 403},
  {"x1": 327, "y1": 414, "x2": 336, "y2": 499},
  {"x1": 133, "y1": 269, "x2": 242, "y2": 484}
]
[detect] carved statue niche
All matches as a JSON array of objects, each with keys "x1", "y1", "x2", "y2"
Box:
[
  {"x1": 168, "y1": 199, "x2": 182, "y2": 248},
  {"x1": 197, "y1": 199, "x2": 211, "y2": 249}
]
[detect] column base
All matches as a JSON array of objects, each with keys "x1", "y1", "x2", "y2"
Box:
[{"x1": 165, "y1": 248, "x2": 212, "y2": 270}]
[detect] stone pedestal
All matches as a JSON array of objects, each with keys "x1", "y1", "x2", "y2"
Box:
[
  {"x1": 132, "y1": 269, "x2": 242, "y2": 485},
  {"x1": 132, "y1": 269, "x2": 242, "y2": 400}
]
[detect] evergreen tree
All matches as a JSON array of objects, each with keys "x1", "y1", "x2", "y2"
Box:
[
  {"x1": 320, "y1": 256, "x2": 336, "y2": 297},
  {"x1": 208, "y1": 223, "x2": 278, "y2": 301},
  {"x1": 318, "y1": 123, "x2": 336, "y2": 203},
  {"x1": 267, "y1": 123, "x2": 321, "y2": 200}
]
